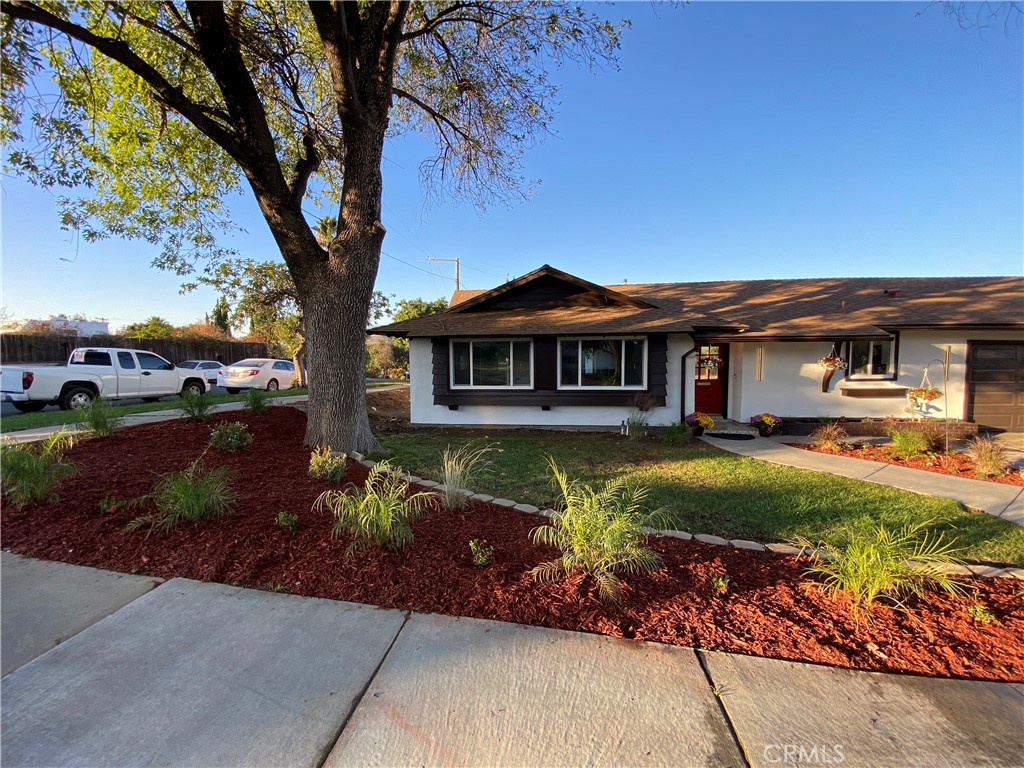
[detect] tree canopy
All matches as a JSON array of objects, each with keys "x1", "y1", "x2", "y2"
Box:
[
  {"x1": 1, "y1": 1, "x2": 624, "y2": 451},
  {"x1": 392, "y1": 296, "x2": 449, "y2": 323}
]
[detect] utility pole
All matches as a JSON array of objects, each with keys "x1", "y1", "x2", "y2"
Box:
[{"x1": 426, "y1": 257, "x2": 460, "y2": 290}]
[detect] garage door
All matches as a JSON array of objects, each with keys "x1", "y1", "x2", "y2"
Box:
[{"x1": 967, "y1": 342, "x2": 1024, "y2": 431}]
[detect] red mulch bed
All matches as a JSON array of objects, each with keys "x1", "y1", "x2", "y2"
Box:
[
  {"x1": 3, "y1": 407, "x2": 1022, "y2": 683},
  {"x1": 787, "y1": 442, "x2": 1024, "y2": 487}
]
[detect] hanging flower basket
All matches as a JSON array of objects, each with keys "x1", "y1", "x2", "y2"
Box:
[
  {"x1": 906, "y1": 386, "x2": 942, "y2": 403},
  {"x1": 817, "y1": 355, "x2": 847, "y2": 371}
]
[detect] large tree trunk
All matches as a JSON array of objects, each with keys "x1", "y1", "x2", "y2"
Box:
[{"x1": 300, "y1": 248, "x2": 382, "y2": 455}]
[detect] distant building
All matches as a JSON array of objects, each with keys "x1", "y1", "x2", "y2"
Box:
[{"x1": 1, "y1": 315, "x2": 110, "y2": 336}]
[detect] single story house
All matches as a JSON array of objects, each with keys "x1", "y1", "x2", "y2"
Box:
[{"x1": 371, "y1": 265, "x2": 1024, "y2": 432}]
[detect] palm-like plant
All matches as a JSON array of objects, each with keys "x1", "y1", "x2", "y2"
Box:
[
  {"x1": 0, "y1": 430, "x2": 77, "y2": 507},
  {"x1": 530, "y1": 458, "x2": 666, "y2": 603},
  {"x1": 796, "y1": 520, "x2": 967, "y2": 619},
  {"x1": 315, "y1": 460, "x2": 436, "y2": 554},
  {"x1": 126, "y1": 453, "x2": 236, "y2": 532}
]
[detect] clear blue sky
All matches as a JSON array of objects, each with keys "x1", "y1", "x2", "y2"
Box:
[{"x1": 2, "y1": 1, "x2": 1021, "y2": 330}]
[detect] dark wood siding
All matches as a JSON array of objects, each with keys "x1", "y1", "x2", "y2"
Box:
[
  {"x1": 432, "y1": 336, "x2": 668, "y2": 409},
  {"x1": 460, "y1": 275, "x2": 626, "y2": 311}
]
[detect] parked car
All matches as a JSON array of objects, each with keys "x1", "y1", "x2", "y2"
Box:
[
  {"x1": 177, "y1": 360, "x2": 222, "y2": 386},
  {"x1": 1, "y1": 348, "x2": 207, "y2": 412},
  {"x1": 217, "y1": 358, "x2": 296, "y2": 394}
]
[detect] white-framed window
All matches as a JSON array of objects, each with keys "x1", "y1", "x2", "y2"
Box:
[
  {"x1": 557, "y1": 337, "x2": 647, "y2": 389},
  {"x1": 848, "y1": 338, "x2": 895, "y2": 379},
  {"x1": 450, "y1": 339, "x2": 533, "y2": 389}
]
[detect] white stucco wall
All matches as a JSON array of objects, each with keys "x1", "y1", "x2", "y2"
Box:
[
  {"x1": 731, "y1": 330, "x2": 1024, "y2": 422},
  {"x1": 409, "y1": 335, "x2": 692, "y2": 427}
]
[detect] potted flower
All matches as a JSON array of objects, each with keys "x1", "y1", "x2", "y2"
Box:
[
  {"x1": 906, "y1": 386, "x2": 942, "y2": 403},
  {"x1": 749, "y1": 413, "x2": 782, "y2": 437},
  {"x1": 685, "y1": 412, "x2": 715, "y2": 436},
  {"x1": 817, "y1": 355, "x2": 847, "y2": 371}
]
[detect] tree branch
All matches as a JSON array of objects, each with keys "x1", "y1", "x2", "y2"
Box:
[
  {"x1": 2, "y1": 1, "x2": 242, "y2": 160},
  {"x1": 307, "y1": 0, "x2": 365, "y2": 124},
  {"x1": 400, "y1": 2, "x2": 483, "y2": 41},
  {"x1": 289, "y1": 131, "x2": 321, "y2": 207},
  {"x1": 393, "y1": 86, "x2": 474, "y2": 144}
]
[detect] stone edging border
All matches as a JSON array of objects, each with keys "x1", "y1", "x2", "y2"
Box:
[{"x1": 346, "y1": 452, "x2": 1024, "y2": 583}]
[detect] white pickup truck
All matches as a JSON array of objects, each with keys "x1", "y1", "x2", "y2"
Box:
[{"x1": 1, "y1": 348, "x2": 208, "y2": 413}]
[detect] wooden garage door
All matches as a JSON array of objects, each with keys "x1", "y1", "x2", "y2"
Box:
[{"x1": 968, "y1": 342, "x2": 1024, "y2": 431}]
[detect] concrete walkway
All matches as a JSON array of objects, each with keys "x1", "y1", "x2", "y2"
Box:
[
  {"x1": 1, "y1": 553, "x2": 1022, "y2": 768},
  {"x1": 702, "y1": 434, "x2": 1024, "y2": 527}
]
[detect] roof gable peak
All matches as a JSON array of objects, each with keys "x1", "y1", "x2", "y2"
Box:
[{"x1": 449, "y1": 264, "x2": 655, "y2": 313}]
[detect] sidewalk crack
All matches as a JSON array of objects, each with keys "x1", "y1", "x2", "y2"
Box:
[
  {"x1": 316, "y1": 610, "x2": 411, "y2": 767},
  {"x1": 696, "y1": 650, "x2": 753, "y2": 768}
]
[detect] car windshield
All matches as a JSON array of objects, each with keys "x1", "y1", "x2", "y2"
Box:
[
  {"x1": 231, "y1": 359, "x2": 266, "y2": 368},
  {"x1": 178, "y1": 361, "x2": 199, "y2": 368}
]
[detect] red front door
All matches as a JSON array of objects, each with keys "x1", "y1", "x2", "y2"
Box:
[{"x1": 694, "y1": 345, "x2": 727, "y2": 416}]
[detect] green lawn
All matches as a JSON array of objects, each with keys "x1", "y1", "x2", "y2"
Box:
[{"x1": 378, "y1": 429, "x2": 1024, "y2": 566}]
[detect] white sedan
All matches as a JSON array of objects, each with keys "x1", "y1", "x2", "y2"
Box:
[
  {"x1": 217, "y1": 358, "x2": 297, "y2": 393},
  {"x1": 177, "y1": 360, "x2": 222, "y2": 386}
]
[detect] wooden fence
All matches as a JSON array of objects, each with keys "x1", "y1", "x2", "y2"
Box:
[{"x1": 0, "y1": 334, "x2": 268, "y2": 365}]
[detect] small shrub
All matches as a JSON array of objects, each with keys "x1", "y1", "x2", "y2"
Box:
[
  {"x1": 180, "y1": 390, "x2": 214, "y2": 421},
  {"x1": 967, "y1": 601, "x2": 997, "y2": 625},
  {"x1": 98, "y1": 495, "x2": 126, "y2": 515},
  {"x1": 314, "y1": 460, "x2": 436, "y2": 554},
  {"x1": 1, "y1": 432, "x2": 77, "y2": 507},
  {"x1": 811, "y1": 422, "x2": 848, "y2": 452},
  {"x1": 661, "y1": 421, "x2": 693, "y2": 445},
  {"x1": 275, "y1": 510, "x2": 299, "y2": 530},
  {"x1": 967, "y1": 435, "x2": 1009, "y2": 477},
  {"x1": 624, "y1": 410, "x2": 650, "y2": 440},
  {"x1": 885, "y1": 427, "x2": 930, "y2": 459},
  {"x1": 750, "y1": 413, "x2": 782, "y2": 435},
  {"x1": 77, "y1": 399, "x2": 123, "y2": 436},
  {"x1": 469, "y1": 538, "x2": 495, "y2": 568},
  {"x1": 209, "y1": 421, "x2": 253, "y2": 452},
  {"x1": 126, "y1": 454, "x2": 236, "y2": 533},
  {"x1": 530, "y1": 458, "x2": 667, "y2": 603},
  {"x1": 711, "y1": 574, "x2": 732, "y2": 594},
  {"x1": 439, "y1": 443, "x2": 492, "y2": 509},
  {"x1": 243, "y1": 387, "x2": 269, "y2": 412},
  {"x1": 309, "y1": 446, "x2": 348, "y2": 482},
  {"x1": 795, "y1": 520, "x2": 967, "y2": 619}
]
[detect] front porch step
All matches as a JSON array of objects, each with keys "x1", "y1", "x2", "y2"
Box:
[{"x1": 706, "y1": 419, "x2": 758, "y2": 437}]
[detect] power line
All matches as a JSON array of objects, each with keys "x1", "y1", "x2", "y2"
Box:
[{"x1": 381, "y1": 250, "x2": 452, "y2": 281}]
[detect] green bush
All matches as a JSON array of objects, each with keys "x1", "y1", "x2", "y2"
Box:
[
  {"x1": 795, "y1": 520, "x2": 967, "y2": 619},
  {"x1": 309, "y1": 446, "x2": 348, "y2": 482},
  {"x1": 209, "y1": 421, "x2": 253, "y2": 452},
  {"x1": 469, "y1": 538, "x2": 495, "y2": 567},
  {"x1": 967, "y1": 435, "x2": 1009, "y2": 477},
  {"x1": 243, "y1": 387, "x2": 269, "y2": 412},
  {"x1": 885, "y1": 428, "x2": 930, "y2": 459},
  {"x1": 0, "y1": 431, "x2": 77, "y2": 507},
  {"x1": 660, "y1": 422, "x2": 693, "y2": 445},
  {"x1": 529, "y1": 458, "x2": 667, "y2": 603},
  {"x1": 126, "y1": 454, "x2": 236, "y2": 533},
  {"x1": 439, "y1": 443, "x2": 492, "y2": 509},
  {"x1": 811, "y1": 422, "x2": 848, "y2": 453},
  {"x1": 77, "y1": 399, "x2": 123, "y2": 436},
  {"x1": 314, "y1": 460, "x2": 436, "y2": 554},
  {"x1": 179, "y1": 390, "x2": 214, "y2": 421},
  {"x1": 275, "y1": 510, "x2": 299, "y2": 530}
]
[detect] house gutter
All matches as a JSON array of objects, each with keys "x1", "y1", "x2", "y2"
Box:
[{"x1": 679, "y1": 343, "x2": 697, "y2": 422}]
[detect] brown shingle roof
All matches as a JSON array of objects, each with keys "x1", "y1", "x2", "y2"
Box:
[{"x1": 374, "y1": 270, "x2": 1024, "y2": 339}]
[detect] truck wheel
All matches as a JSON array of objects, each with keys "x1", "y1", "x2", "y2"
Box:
[
  {"x1": 266, "y1": 379, "x2": 279, "y2": 391},
  {"x1": 181, "y1": 381, "x2": 204, "y2": 398},
  {"x1": 11, "y1": 402, "x2": 46, "y2": 413},
  {"x1": 61, "y1": 387, "x2": 95, "y2": 411},
  {"x1": 225, "y1": 387, "x2": 240, "y2": 395}
]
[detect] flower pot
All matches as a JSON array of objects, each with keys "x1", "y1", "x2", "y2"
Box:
[
  {"x1": 691, "y1": 426, "x2": 705, "y2": 437},
  {"x1": 756, "y1": 425, "x2": 772, "y2": 437}
]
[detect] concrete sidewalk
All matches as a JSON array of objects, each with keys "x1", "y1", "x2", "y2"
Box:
[
  {"x1": 702, "y1": 434, "x2": 1024, "y2": 527},
  {"x1": 2, "y1": 553, "x2": 1021, "y2": 768}
]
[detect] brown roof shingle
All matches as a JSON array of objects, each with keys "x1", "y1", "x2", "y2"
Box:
[{"x1": 373, "y1": 269, "x2": 1024, "y2": 339}]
